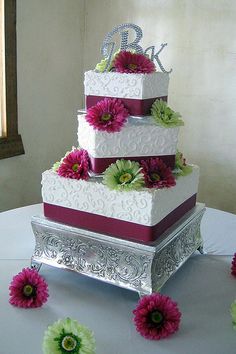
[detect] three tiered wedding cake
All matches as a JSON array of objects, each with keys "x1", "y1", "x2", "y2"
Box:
[{"x1": 41, "y1": 23, "x2": 199, "y2": 244}]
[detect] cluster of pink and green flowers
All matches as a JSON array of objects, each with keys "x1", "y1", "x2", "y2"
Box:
[
  {"x1": 51, "y1": 146, "x2": 196, "y2": 192},
  {"x1": 53, "y1": 148, "x2": 177, "y2": 192},
  {"x1": 84, "y1": 97, "x2": 184, "y2": 133},
  {"x1": 103, "y1": 157, "x2": 176, "y2": 191}
]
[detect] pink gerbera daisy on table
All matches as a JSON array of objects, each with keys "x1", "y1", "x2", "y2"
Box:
[
  {"x1": 57, "y1": 148, "x2": 90, "y2": 180},
  {"x1": 85, "y1": 97, "x2": 129, "y2": 133},
  {"x1": 9, "y1": 268, "x2": 49, "y2": 308},
  {"x1": 140, "y1": 157, "x2": 176, "y2": 189},
  {"x1": 114, "y1": 51, "x2": 156, "y2": 74},
  {"x1": 231, "y1": 253, "x2": 236, "y2": 277},
  {"x1": 133, "y1": 293, "x2": 181, "y2": 340}
]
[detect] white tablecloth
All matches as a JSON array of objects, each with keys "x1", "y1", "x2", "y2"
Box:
[{"x1": 0, "y1": 204, "x2": 236, "y2": 354}]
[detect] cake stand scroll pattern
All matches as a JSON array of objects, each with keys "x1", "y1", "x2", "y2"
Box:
[
  {"x1": 151, "y1": 209, "x2": 205, "y2": 292},
  {"x1": 31, "y1": 205, "x2": 205, "y2": 296},
  {"x1": 31, "y1": 219, "x2": 154, "y2": 294}
]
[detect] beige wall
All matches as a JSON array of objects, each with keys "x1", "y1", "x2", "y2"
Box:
[
  {"x1": 0, "y1": 0, "x2": 235, "y2": 214},
  {"x1": 0, "y1": 0, "x2": 85, "y2": 211}
]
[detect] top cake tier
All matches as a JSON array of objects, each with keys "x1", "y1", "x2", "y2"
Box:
[{"x1": 84, "y1": 71, "x2": 169, "y2": 116}]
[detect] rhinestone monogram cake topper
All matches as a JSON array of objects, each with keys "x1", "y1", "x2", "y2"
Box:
[{"x1": 101, "y1": 23, "x2": 172, "y2": 73}]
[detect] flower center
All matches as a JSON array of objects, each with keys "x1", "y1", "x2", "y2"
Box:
[
  {"x1": 72, "y1": 163, "x2": 79, "y2": 172},
  {"x1": 150, "y1": 310, "x2": 164, "y2": 326},
  {"x1": 61, "y1": 335, "x2": 77, "y2": 352},
  {"x1": 128, "y1": 63, "x2": 137, "y2": 71},
  {"x1": 55, "y1": 330, "x2": 81, "y2": 353},
  {"x1": 23, "y1": 284, "x2": 35, "y2": 297},
  {"x1": 101, "y1": 113, "x2": 112, "y2": 122},
  {"x1": 119, "y1": 172, "x2": 132, "y2": 184},
  {"x1": 150, "y1": 172, "x2": 160, "y2": 181}
]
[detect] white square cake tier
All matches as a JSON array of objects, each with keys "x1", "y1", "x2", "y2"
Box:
[
  {"x1": 42, "y1": 166, "x2": 199, "y2": 243},
  {"x1": 78, "y1": 115, "x2": 179, "y2": 173},
  {"x1": 84, "y1": 70, "x2": 169, "y2": 100}
]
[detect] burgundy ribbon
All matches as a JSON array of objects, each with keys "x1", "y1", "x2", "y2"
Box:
[
  {"x1": 44, "y1": 194, "x2": 196, "y2": 244},
  {"x1": 89, "y1": 154, "x2": 175, "y2": 173},
  {"x1": 86, "y1": 95, "x2": 167, "y2": 116}
]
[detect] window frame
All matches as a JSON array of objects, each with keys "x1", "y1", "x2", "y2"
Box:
[{"x1": 0, "y1": 0, "x2": 24, "y2": 159}]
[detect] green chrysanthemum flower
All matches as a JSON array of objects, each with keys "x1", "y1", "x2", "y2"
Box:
[
  {"x1": 95, "y1": 50, "x2": 120, "y2": 73},
  {"x1": 151, "y1": 99, "x2": 184, "y2": 128},
  {"x1": 52, "y1": 161, "x2": 61, "y2": 172},
  {"x1": 42, "y1": 318, "x2": 95, "y2": 354},
  {"x1": 173, "y1": 151, "x2": 193, "y2": 177},
  {"x1": 231, "y1": 300, "x2": 236, "y2": 329},
  {"x1": 95, "y1": 58, "x2": 112, "y2": 72},
  {"x1": 103, "y1": 159, "x2": 145, "y2": 191}
]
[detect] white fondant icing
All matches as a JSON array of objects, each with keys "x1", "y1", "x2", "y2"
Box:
[
  {"x1": 84, "y1": 71, "x2": 169, "y2": 99},
  {"x1": 42, "y1": 166, "x2": 199, "y2": 227},
  {"x1": 77, "y1": 115, "x2": 179, "y2": 158}
]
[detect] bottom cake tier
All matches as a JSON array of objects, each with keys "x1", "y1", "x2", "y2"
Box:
[{"x1": 42, "y1": 165, "x2": 199, "y2": 243}]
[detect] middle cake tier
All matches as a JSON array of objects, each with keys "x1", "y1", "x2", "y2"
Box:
[{"x1": 78, "y1": 114, "x2": 179, "y2": 174}]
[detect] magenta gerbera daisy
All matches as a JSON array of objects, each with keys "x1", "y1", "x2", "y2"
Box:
[
  {"x1": 57, "y1": 148, "x2": 90, "y2": 180},
  {"x1": 85, "y1": 98, "x2": 129, "y2": 133},
  {"x1": 140, "y1": 158, "x2": 176, "y2": 189},
  {"x1": 9, "y1": 268, "x2": 49, "y2": 308},
  {"x1": 114, "y1": 51, "x2": 156, "y2": 74},
  {"x1": 133, "y1": 293, "x2": 181, "y2": 340},
  {"x1": 231, "y1": 253, "x2": 236, "y2": 277}
]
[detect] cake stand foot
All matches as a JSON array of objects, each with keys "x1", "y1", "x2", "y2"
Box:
[
  {"x1": 197, "y1": 245, "x2": 204, "y2": 254},
  {"x1": 138, "y1": 290, "x2": 152, "y2": 298},
  {"x1": 31, "y1": 259, "x2": 42, "y2": 272}
]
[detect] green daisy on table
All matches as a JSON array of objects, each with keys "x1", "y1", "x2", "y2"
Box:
[
  {"x1": 103, "y1": 159, "x2": 145, "y2": 191},
  {"x1": 231, "y1": 300, "x2": 236, "y2": 329},
  {"x1": 173, "y1": 151, "x2": 193, "y2": 178},
  {"x1": 151, "y1": 99, "x2": 184, "y2": 128},
  {"x1": 42, "y1": 318, "x2": 95, "y2": 354}
]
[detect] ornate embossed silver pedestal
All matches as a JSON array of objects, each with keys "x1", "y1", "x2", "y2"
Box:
[{"x1": 31, "y1": 203, "x2": 205, "y2": 296}]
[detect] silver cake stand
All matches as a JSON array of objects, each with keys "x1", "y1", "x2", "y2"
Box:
[{"x1": 31, "y1": 203, "x2": 205, "y2": 297}]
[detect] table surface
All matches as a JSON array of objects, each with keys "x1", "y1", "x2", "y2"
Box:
[{"x1": 0, "y1": 204, "x2": 236, "y2": 354}]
